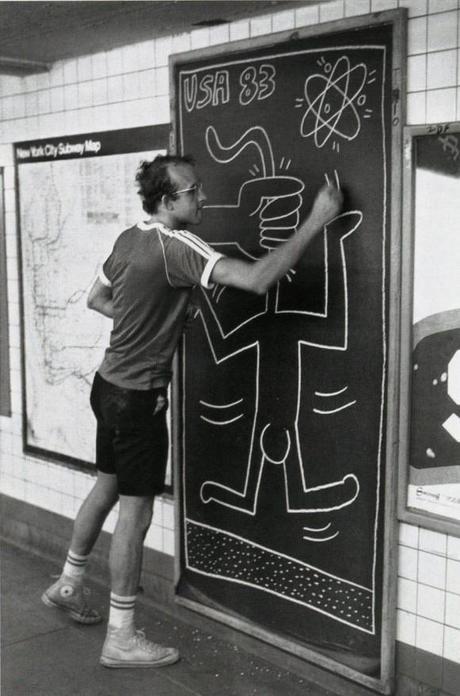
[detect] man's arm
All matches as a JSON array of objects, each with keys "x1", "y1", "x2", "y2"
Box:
[
  {"x1": 211, "y1": 184, "x2": 343, "y2": 295},
  {"x1": 87, "y1": 278, "x2": 114, "y2": 318}
]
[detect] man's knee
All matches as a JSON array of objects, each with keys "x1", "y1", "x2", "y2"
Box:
[
  {"x1": 92, "y1": 473, "x2": 119, "y2": 511},
  {"x1": 118, "y1": 496, "x2": 154, "y2": 536}
]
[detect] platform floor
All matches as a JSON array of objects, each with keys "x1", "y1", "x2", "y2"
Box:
[{"x1": 1, "y1": 541, "x2": 337, "y2": 696}]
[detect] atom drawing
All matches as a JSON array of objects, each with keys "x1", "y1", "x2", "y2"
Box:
[{"x1": 296, "y1": 55, "x2": 374, "y2": 151}]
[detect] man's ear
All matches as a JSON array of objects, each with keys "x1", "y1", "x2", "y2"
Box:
[{"x1": 161, "y1": 193, "x2": 175, "y2": 211}]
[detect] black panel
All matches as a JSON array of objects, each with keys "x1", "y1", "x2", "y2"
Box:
[{"x1": 175, "y1": 23, "x2": 395, "y2": 675}]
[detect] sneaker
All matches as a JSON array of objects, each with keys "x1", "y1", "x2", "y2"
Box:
[
  {"x1": 100, "y1": 627, "x2": 179, "y2": 669},
  {"x1": 41, "y1": 579, "x2": 102, "y2": 625}
]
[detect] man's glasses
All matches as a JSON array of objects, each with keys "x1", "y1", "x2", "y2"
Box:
[{"x1": 175, "y1": 182, "x2": 203, "y2": 196}]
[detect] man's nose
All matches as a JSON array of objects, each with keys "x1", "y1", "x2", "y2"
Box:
[{"x1": 198, "y1": 188, "x2": 207, "y2": 203}]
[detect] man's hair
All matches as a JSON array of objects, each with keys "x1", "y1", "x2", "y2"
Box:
[{"x1": 135, "y1": 154, "x2": 195, "y2": 214}]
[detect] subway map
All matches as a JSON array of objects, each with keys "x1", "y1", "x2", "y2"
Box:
[{"x1": 19, "y1": 149, "x2": 162, "y2": 465}]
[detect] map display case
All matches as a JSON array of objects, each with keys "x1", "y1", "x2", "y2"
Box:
[{"x1": 15, "y1": 125, "x2": 169, "y2": 472}]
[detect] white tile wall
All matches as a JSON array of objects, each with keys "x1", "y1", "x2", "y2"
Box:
[
  {"x1": 407, "y1": 54, "x2": 427, "y2": 92},
  {"x1": 416, "y1": 615, "x2": 445, "y2": 656},
  {"x1": 1, "y1": 0, "x2": 460, "y2": 665},
  {"x1": 106, "y1": 48, "x2": 123, "y2": 76},
  {"x1": 448, "y1": 535, "x2": 460, "y2": 562},
  {"x1": 372, "y1": 0, "x2": 398, "y2": 10},
  {"x1": 429, "y1": 0, "x2": 457, "y2": 13},
  {"x1": 250, "y1": 15, "x2": 272, "y2": 37},
  {"x1": 408, "y1": 16, "x2": 428, "y2": 56},
  {"x1": 191, "y1": 27, "x2": 210, "y2": 50},
  {"x1": 163, "y1": 500, "x2": 175, "y2": 530},
  {"x1": 400, "y1": 521, "x2": 420, "y2": 547},
  {"x1": 397, "y1": 608, "x2": 417, "y2": 644},
  {"x1": 446, "y1": 592, "x2": 460, "y2": 630},
  {"x1": 163, "y1": 528, "x2": 175, "y2": 556},
  {"x1": 427, "y1": 11, "x2": 458, "y2": 53},
  {"x1": 418, "y1": 549, "x2": 447, "y2": 589},
  {"x1": 399, "y1": 545, "x2": 419, "y2": 581},
  {"x1": 444, "y1": 625, "x2": 460, "y2": 663},
  {"x1": 419, "y1": 528, "x2": 448, "y2": 556},
  {"x1": 417, "y1": 584, "x2": 445, "y2": 623},
  {"x1": 295, "y1": 4, "x2": 321, "y2": 25},
  {"x1": 209, "y1": 24, "x2": 230, "y2": 47},
  {"x1": 230, "y1": 20, "x2": 250, "y2": 42},
  {"x1": 319, "y1": 0, "x2": 345, "y2": 22},
  {"x1": 407, "y1": 91, "x2": 426, "y2": 124},
  {"x1": 427, "y1": 49, "x2": 457, "y2": 89},
  {"x1": 446, "y1": 558, "x2": 460, "y2": 594},
  {"x1": 398, "y1": 577, "x2": 418, "y2": 612},
  {"x1": 272, "y1": 9, "x2": 296, "y2": 32},
  {"x1": 426, "y1": 86, "x2": 457, "y2": 122}
]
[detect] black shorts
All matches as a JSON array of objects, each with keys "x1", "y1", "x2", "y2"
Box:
[{"x1": 90, "y1": 372, "x2": 169, "y2": 497}]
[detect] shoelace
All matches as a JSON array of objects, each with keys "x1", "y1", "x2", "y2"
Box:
[{"x1": 132, "y1": 629, "x2": 162, "y2": 654}]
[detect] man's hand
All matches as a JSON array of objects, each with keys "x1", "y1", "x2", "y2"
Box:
[
  {"x1": 87, "y1": 277, "x2": 114, "y2": 318},
  {"x1": 153, "y1": 393, "x2": 168, "y2": 415},
  {"x1": 184, "y1": 300, "x2": 199, "y2": 329},
  {"x1": 308, "y1": 183, "x2": 343, "y2": 230}
]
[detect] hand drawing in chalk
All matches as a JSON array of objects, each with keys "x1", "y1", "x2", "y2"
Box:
[
  {"x1": 295, "y1": 55, "x2": 375, "y2": 152},
  {"x1": 194, "y1": 125, "x2": 363, "y2": 525}
]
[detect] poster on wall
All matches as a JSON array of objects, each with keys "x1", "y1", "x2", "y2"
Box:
[
  {"x1": 173, "y1": 11, "x2": 404, "y2": 692},
  {"x1": 16, "y1": 125, "x2": 169, "y2": 472},
  {"x1": 403, "y1": 124, "x2": 460, "y2": 526}
]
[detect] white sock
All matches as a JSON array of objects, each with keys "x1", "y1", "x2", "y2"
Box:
[
  {"x1": 108, "y1": 592, "x2": 136, "y2": 632},
  {"x1": 61, "y1": 550, "x2": 89, "y2": 584}
]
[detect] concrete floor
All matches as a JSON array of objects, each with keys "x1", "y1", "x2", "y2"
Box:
[{"x1": 1, "y1": 542, "x2": 337, "y2": 696}]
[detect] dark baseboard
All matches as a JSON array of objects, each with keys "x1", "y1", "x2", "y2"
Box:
[{"x1": 396, "y1": 641, "x2": 459, "y2": 696}]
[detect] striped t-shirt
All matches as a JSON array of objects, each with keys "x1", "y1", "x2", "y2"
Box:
[{"x1": 97, "y1": 220, "x2": 223, "y2": 390}]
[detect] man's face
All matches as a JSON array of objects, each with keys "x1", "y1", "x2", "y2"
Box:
[{"x1": 167, "y1": 163, "x2": 206, "y2": 227}]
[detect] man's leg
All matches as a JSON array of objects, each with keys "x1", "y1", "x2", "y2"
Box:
[
  {"x1": 42, "y1": 472, "x2": 118, "y2": 624},
  {"x1": 108, "y1": 493, "x2": 154, "y2": 631},
  {"x1": 100, "y1": 494, "x2": 179, "y2": 668},
  {"x1": 69, "y1": 471, "x2": 119, "y2": 556}
]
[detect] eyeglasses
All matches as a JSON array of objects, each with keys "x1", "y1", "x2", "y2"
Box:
[{"x1": 175, "y1": 182, "x2": 203, "y2": 196}]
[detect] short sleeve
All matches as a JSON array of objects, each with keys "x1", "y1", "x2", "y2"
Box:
[
  {"x1": 165, "y1": 230, "x2": 224, "y2": 289},
  {"x1": 99, "y1": 254, "x2": 114, "y2": 287}
]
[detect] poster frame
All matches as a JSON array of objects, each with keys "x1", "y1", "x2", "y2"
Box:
[
  {"x1": 14, "y1": 124, "x2": 172, "y2": 482},
  {"x1": 170, "y1": 9, "x2": 406, "y2": 694},
  {"x1": 0, "y1": 167, "x2": 11, "y2": 417},
  {"x1": 398, "y1": 122, "x2": 460, "y2": 538}
]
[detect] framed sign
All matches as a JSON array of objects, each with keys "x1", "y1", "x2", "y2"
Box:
[
  {"x1": 172, "y1": 10, "x2": 406, "y2": 694},
  {"x1": 399, "y1": 123, "x2": 460, "y2": 536},
  {"x1": 15, "y1": 125, "x2": 171, "y2": 480}
]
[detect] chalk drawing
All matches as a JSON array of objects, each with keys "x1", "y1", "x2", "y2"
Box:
[
  {"x1": 296, "y1": 55, "x2": 373, "y2": 150},
  {"x1": 194, "y1": 126, "x2": 363, "y2": 517}
]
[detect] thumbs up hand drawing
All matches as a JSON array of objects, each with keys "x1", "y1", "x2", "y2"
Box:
[
  {"x1": 236, "y1": 175, "x2": 305, "y2": 251},
  {"x1": 205, "y1": 125, "x2": 305, "y2": 252}
]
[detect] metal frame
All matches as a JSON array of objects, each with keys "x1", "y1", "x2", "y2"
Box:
[
  {"x1": 0, "y1": 168, "x2": 11, "y2": 417},
  {"x1": 398, "y1": 122, "x2": 460, "y2": 538},
  {"x1": 171, "y1": 9, "x2": 407, "y2": 695},
  {"x1": 14, "y1": 125, "x2": 173, "y2": 490}
]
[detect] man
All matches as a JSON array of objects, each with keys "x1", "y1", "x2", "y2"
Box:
[{"x1": 42, "y1": 154, "x2": 342, "y2": 668}]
